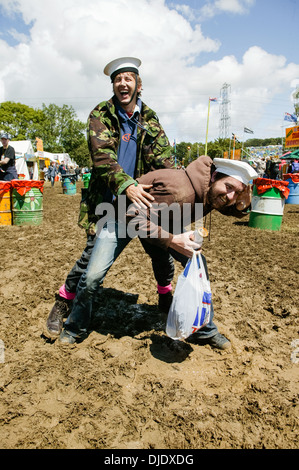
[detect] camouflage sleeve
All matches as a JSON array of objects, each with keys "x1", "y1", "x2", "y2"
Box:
[
  {"x1": 140, "y1": 109, "x2": 175, "y2": 171},
  {"x1": 88, "y1": 104, "x2": 136, "y2": 196},
  {"x1": 150, "y1": 125, "x2": 175, "y2": 170}
]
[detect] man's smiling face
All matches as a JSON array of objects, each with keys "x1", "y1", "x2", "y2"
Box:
[
  {"x1": 207, "y1": 173, "x2": 246, "y2": 210},
  {"x1": 113, "y1": 72, "x2": 141, "y2": 111}
]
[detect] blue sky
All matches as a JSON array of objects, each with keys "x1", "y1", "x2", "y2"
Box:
[
  {"x1": 204, "y1": 3, "x2": 297, "y2": 70},
  {"x1": 0, "y1": 7, "x2": 32, "y2": 46},
  {"x1": 166, "y1": 0, "x2": 298, "y2": 64},
  {"x1": 0, "y1": 0, "x2": 298, "y2": 145}
]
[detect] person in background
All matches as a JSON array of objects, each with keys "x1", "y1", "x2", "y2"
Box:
[
  {"x1": 75, "y1": 166, "x2": 80, "y2": 181},
  {"x1": 291, "y1": 159, "x2": 299, "y2": 173},
  {"x1": 58, "y1": 161, "x2": 67, "y2": 176},
  {"x1": 0, "y1": 133, "x2": 18, "y2": 181},
  {"x1": 43, "y1": 166, "x2": 48, "y2": 181},
  {"x1": 48, "y1": 161, "x2": 58, "y2": 187},
  {"x1": 256, "y1": 157, "x2": 266, "y2": 178},
  {"x1": 269, "y1": 158, "x2": 281, "y2": 180}
]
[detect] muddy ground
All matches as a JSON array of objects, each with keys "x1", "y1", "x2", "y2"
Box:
[{"x1": 0, "y1": 180, "x2": 298, "y2": 449}]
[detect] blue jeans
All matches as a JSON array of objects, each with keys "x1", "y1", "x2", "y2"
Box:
[
  {"x1": 0, "y1": 167, "x2": 18, "y2": 181},
  {"x1": 64, "y1": 220, "x2": 218, "y2": 340},
  {"x1": 64, "y1": 219, "x2": 131, "y2": 339}
]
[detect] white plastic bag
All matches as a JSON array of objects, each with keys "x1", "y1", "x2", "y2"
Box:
[{"x1": 166, "y1": 252, "x2": 212, "y2": 340}]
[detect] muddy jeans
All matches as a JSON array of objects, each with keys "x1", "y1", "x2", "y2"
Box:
[{"x1": 65, "y1": 233, "x2": 175, "y2": 294}]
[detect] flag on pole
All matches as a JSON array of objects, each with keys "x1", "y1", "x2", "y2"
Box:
[
  {"x1": 284, "y1": 112, "x2": 297, "y2": 123},
  {"x1": 232, "y1": 133, "x2": 240, "y2": 143},
  {"x1": 205, "y1": 97, "x2": 219, "y2": 155},
  {"x1": 244, "y1": 127, "x2": 254, "y2": 134}
]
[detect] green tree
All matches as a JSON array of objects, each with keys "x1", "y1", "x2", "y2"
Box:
[
  {"x1": 207, "y1": 137, "x2": 236, "y2": 159},
  {"x1": 40, "y1": 103, "x2": 86, "y2": 154},
  {"x1": 174, "y1": 141, "x2": 188, "y2": 164},
  {"x1": 243, "y1": 137, "x2": 282, "y2": 147},
  {"x1": 175, "y1": 141, "x2": 196, "y2": 166},
  {"x1": 173, "y1": 136, "x2": 284, "y2": 163},
  {"x1": 0, "y1": 101, "x2": 88, "y2": 165},
  {"x1": 0, "y1": 101, "x2": 44, "y2": 140},
  {"x1": 71, "y1": 140, "x2": 92, "y2": 168}
]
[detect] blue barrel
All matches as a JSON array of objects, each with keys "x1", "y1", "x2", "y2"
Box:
[
  {"x1": 62, "y1": 174, "x2": 77, "y2": 195},
  {"x1": 285, "y1": 177, "x2": 299, "y2": 204}
]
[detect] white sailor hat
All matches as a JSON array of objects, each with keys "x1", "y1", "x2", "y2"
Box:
[
  {"x1": 104, "y1": 57, "x2": 141, "y2": 82},
  {"x1": 213, "y1": 158, "x2": 258, "y2": 185}
]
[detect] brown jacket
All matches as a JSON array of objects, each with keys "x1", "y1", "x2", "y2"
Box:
[{"x1": 126, "y1": 155, "x2": 247, "y2": 250}]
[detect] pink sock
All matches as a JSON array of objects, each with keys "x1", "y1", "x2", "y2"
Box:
[
  {"x1": 157, "y1": 283, "x2": 172, "y2": 294},
  {"x1": 59, "y1": 284, "x2": 76, "y2": 300}
]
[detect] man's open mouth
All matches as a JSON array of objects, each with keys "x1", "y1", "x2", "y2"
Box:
[{"x1": 219, "y1": 195, "x2": 228, "y2": 205}]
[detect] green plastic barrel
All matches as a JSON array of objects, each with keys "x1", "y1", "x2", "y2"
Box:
[
  {"x1": 62, "y1": 175, "x2": 77, "y2": 195},
  {"x1": 12, "y1": 186, "x2": 43, "y2": 226},
  {"x1": 249, "y1": 184, "x2": 284, "y2": 231},
  {"x1": 82, "y1": 173, "x2": 91, "y2": 188}
]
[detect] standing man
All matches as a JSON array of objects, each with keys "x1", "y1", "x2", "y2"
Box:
[
  {"x1": 0, "y1": 133, "x2": 18, "y2": 181},
  {"x1": 47, "y1": 161, "x2": 58, "y2": 187},
  {"x1": 58, "y1": 161, "x2": 67, "y2": 177},
  {"x1": 46, "y1": 57, "x2": 176, "y2": 337}
]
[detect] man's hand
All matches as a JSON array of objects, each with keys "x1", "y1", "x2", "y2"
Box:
[
  {"x1": 235, "y1": 185, "x2": 252, "y2": 211},
  {"x1": 0, "y1": 157, "x2": 10, "y2": 166},
  {"x1": 169, "y1": 231, "x2": 202, "y2": 258},
  {"x1": 125, "y1": 183, "x2": 155, "y2": 208}
]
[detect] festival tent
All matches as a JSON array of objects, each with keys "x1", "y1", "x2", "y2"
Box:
[
  {"x1": 290, "y1": 149, "x2": 299, "y2": 158},
  {"x1": 281, "y1": 149, "x2": 299, "y2": 159},
  {"x1": 33, "y1": 151, "x2": 75, "y2": 167},
  {"x1": 55, "y1": 152, "x2": 76, "y2": 167},
  {"x1": 31, "y1": 150, "x2": 57, "y2": 166},
  {"x1": 42, "y1": 151, "x2": 56, "y2": 166},
  {"x1": 247, "y1": 145, "x2": 283, "y2": 160}
]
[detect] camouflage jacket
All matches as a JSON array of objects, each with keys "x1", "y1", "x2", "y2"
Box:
[{"x1": 78, "y1": 97, "x2": 175, "y2": 234}]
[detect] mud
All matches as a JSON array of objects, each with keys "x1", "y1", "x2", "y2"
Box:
[{"x1": 0, "y1": 181, "x2": 298, "y2": 449}]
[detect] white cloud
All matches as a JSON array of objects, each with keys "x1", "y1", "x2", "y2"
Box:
[
  {"x1": 215, "y1": 0, "x2": 255, "y2": 14},
  {"x1": 199, "y1": 0, "x2": 255, "y2": 19},
  {"x1": 0, "y1": 0, "x2": 298, "y2": 144},
  {"x1": 173, "y1": 4, "x2": 196, "y2": 21}
]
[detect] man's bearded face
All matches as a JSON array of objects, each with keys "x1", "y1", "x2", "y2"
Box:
[{"x1": 207, "y1": 174, "x2": 246, "y2": 210}]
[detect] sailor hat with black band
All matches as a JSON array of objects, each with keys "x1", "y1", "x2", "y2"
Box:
[
  {"x1": 104, "y1": 57, "x2": 141, "y2": 82},
  {"x1": 213, "y1": 158, "x2": 258, "y2": 185}
]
